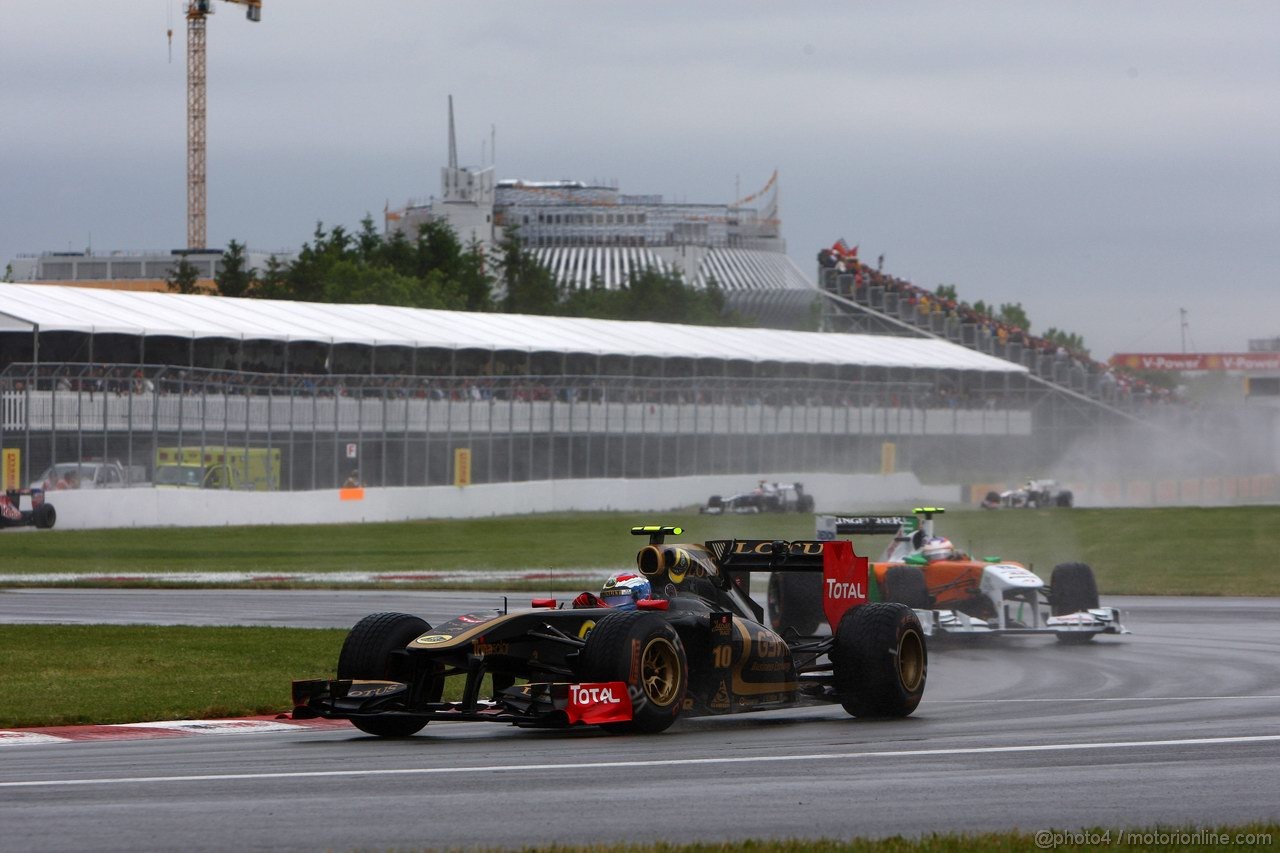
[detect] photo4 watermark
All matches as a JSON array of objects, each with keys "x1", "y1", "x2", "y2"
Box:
[{"x1": 1034, "y1": 828, "x2": 1273, "y2": 849}]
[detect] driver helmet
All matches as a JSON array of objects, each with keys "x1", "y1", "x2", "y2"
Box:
[
  {"x1": 599, "y1": 572, "x2": 653, "y2": 610},
  {"x1": 921, "y1": 537, "x2": 955, "y2": 563}
]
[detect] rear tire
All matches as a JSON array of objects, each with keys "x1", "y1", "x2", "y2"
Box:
[
  {"x1": 33, "y1": 503, "x2": 56, "y2": 530},
  {"x1": 797, "y1": 494, "x2": 815, "y2": 513},
  {"x1": 1056, "y1": 490, "x2": 1074, "y2": 508},
  {"x1": 767, "y1": 571, "x2": 823, "y2": 636},
  {"x1": 881, "y1": 566, "x2": 930, "y2": 609},
  {"x1": 337, "y1": 612, "x2": 431, "y2": 737},
  {"x1": 579, "y1": 611, "x2": 687, "y2": 733},
  {"x1": 831, "y1": 603, "x2": 926, "y2": 718},
  {"x1": 1051, "y1": 562, "x2": 1099, "y2": 645}
]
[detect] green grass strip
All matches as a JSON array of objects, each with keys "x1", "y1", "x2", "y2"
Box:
[
  {"x1": 0, "y1": 625, "x2": 344, "y2": 728},
  {"x1": 470, "y1": 826, "x2": 1279, "y2": 852},
  {"x1": 1, "y1": 506, "x2": 1277, "y2": 595}
]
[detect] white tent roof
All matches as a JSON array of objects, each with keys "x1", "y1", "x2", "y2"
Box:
[{"x1": 0, "y1": 283, "x2": 1025, "y2": 373}]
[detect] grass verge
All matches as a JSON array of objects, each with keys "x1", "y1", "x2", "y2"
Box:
[
  {"x1": 478, "y1": 827, "x2": 1279, "y2": 852},
  {"x1": 0, "y1": 506, "x2": 1277, "y2": 595},
  {"x1": 0, "y1": 625, "x2": 344, "y2": 728}
]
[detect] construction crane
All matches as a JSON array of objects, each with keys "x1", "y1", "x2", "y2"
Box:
[{"x1": 183, "y1": 0, "x2": 261, "y2": 251}]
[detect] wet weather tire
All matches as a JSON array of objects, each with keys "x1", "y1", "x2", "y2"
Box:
[
  {"x1": 1050, "y1": 563, "x2": 1098, "y2": 614},
  {"x1": 882, "y1": 566, "x2": 930, "y2": 609},
  {"x1": 767, "y1": 571, "x2": 823, "y2": 636},
  {"x1": 831, "y1": 603, "x2": 926, "y2": 718},
  {"x1": 1051, "y1": 562, "x2": 1099, "y2": 645},
  {"x1": 33, "y1": 503, "x2": 56, "y2": 530},
  {"x1": 337, "y1": 612, "x2": 431, "y2": 737},
  {"x1": 1056, "y1": 491, "x2": 1074, "y2": 508},
  {"x1": 579, "y1": 611, "x2": 687, "y2": 734}
]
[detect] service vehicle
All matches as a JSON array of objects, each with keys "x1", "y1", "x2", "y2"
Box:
[
  {"x1": 767, "y1": 508, "x2": 1124, "y2": 643},
  {"x1": 292, "y1": 525, "x2": 926, "y2": 737},
  {"x1": 0, "y1": 488, "x2": 56, "y2": 530},
  {"x1": 700, "y1": 481, "x2": 815, "y2": 514},
  {"x1": 153, "y1": 446, "x2": 281, "y2": 491},
  {"x1": 30, "y1": 459, "x2": 145, "y2": 491},
  {"x1": 981, "y1": 479, "x2": 1074, "y2": 509}
]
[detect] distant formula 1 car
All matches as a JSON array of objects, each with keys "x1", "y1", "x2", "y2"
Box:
[
  {"x1": 293, "y1": 526, "x2": 925, "y2": 738},
  {"x1": 700, "y1": 481, "x2": 815, "y2": 515},
  {"x1": 0, "y1": 488, "x2": 57, "y2": 530},
  {"x1": 766, "y1": 508, "x2": 1124, "y2": 643},
  {"x1": 981, "y1": 479, "x2": 1074, "y2": 509}
]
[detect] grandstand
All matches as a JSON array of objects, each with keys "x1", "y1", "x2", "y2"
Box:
[
  {"x1": 813, "y1": 245, "x2": 1279, "y2": 490},
  {"x1": 1, "y1": 283, "x2": 1031, "y2": 491}
]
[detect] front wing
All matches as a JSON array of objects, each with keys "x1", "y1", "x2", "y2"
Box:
[
  {"x1": 292, "y1": 678, "x2": 633, "y2": 728},
  {"x1": 913, "y1": 606, "x2": 1128, "y2": 638}
]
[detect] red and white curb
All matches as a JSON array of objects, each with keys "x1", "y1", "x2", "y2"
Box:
[
  {"x1": 0, "y1": 569, "x2": 605, "y2": 585},
  {"x1": 0, "y1": 715, "x2": 351, "y2": 746}
]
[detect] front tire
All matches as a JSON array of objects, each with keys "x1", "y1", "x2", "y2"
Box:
[
  {"x1": 337, "y1": 612, "x2": 431, "y2": 737},
  {"x1": 881, "y1": 566, "x2": 931, "y2": 609},
  {"x1": 1056, "y1": 490, "x2": 1074, "y2": 508},
  {"x1": 1050, "y1": 563, "x2": 1099, "y2": 614},
  {"x1": 1051, "y1": 562, "x2": 1100, "y2": 645},
  {"x1": 831, "y1": 603, "x2": 926, "y2": 718},
  {"x1": 767, "y1": 571, "x2": 823, "y2": 636},
  {"x1": 578, "y1": 611, "x2": 687, "y2": 734}
]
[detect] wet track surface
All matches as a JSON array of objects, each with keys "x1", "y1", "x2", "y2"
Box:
[{"x1": 1, "y1": 592, "x2": 1278, "y2": 851}]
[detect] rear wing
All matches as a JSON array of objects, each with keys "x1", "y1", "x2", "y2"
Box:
[
  {"x1": 699, "y1": 537, "x2": 872, "y2": 628},
  {"x1": 704, "y1": 539, "x2": 829, "y2": 571},
  {"x1": 816, "y1": 515, "x2": 916, "y2": 540},
  {"x1": 816, "y1": 508, "x2": 945, "y2": 541}
]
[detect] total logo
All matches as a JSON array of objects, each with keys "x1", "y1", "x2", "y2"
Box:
[
  {"x1": 825, "y1": 579, "x2": 866, "y2": 599},
  {"x1": 570, "y1": 684, "x2": 622, "y2": 705}
]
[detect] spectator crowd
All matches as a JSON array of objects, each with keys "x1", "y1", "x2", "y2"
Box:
[{"x1": 818, "y1": 239, "x2": 1183, "y2": 408}]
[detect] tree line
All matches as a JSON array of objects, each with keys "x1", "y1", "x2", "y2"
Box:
[{"x1": 166, "y1": 216, "x2": 745, "y2": 327}]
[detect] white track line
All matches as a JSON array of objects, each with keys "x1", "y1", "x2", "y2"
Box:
[
  {"x1": 927, "y1": 695, "x2": 1280, "y2": 703},
  {"x1": 3, "y1": 733, "x2": 1279, "y2": 790}
]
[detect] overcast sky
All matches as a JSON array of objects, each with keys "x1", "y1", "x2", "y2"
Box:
[{"x1": 2, "y1": 1, "x2": 1276, "y2": 358}]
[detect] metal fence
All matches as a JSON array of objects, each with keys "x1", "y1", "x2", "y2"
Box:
[{"x1": 1, "y1": 362, "x2": 1034, "y2": 491}]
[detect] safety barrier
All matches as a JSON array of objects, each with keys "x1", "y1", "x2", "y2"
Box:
[
  {"x1": 968, "y1": 475, "x2": 1278, "y2": 507},
  {"x1": 37, "y1": 471, "x2": 961, "y2": 531}
]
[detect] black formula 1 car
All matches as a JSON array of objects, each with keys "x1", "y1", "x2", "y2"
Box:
[
  {"x1": 700, "y1": 482, "x2": 815, "y2": 515},
  {"x1": 0, "y1": 488, "x2": 56, "y2": 530},
  {"x1": 292, "y1": 526, "x2": 926, "y2": 737}
]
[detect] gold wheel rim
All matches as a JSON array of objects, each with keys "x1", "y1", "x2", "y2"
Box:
[
  {"x1": 641, "y1": 636, "x2": 681, "y2": 706},
  {"x1": 897, "y1": 629, "x2": 925, "y2": 692}
]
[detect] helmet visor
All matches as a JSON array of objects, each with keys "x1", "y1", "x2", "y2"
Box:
[{"x1": 599, "y1": 588, "x2": 637, "y2": 610}]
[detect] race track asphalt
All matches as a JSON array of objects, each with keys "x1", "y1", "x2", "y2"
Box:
[{"x1": 0, "y1": 593, "x2": 1277, "y2": 851}]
